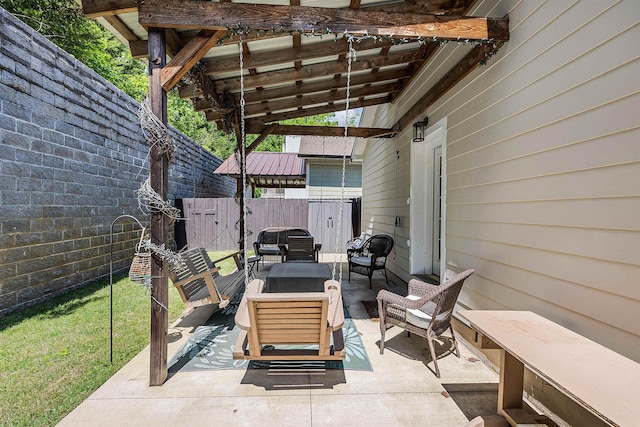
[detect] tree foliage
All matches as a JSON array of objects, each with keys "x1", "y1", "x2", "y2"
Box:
[
  {"x1": 1, "y1": 0, "x2": 149, "y2": 100},
  {"x1": 2, "y1": 0, "x2": 342, "y2": 161}
]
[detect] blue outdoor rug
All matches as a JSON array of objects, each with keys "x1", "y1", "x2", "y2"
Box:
[{"x1": 168, "y1": 292, "x2": 372, "y2": 373}]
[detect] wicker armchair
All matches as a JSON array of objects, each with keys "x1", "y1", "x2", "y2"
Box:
[
  {"x1": 376, "y1": 269, "x2": 475, "y2": 377},
  {"x1": 348, "y1": 234, "x2": 394, "y2": 288}
]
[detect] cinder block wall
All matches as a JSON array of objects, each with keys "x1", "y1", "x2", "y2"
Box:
[{"x1": 0, "y1": 9, "x2": 235, "y2": 316}]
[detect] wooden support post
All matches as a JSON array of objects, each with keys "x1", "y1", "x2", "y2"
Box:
[
  {"x1": 147, "y1": 27, "x2": 169, "y2": 386},
  {"x1": 498, "y1": 349, "x2": 525, "y2": 422}
]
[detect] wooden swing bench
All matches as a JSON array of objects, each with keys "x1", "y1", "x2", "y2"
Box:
[
  {"x1": 233, "y1": 279, "x2": 346, "y2": 361},
  {"x1": 169, "y1": 247, "x2": 245, "y2": 309}
]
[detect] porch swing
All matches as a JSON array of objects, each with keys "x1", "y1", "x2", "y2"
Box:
[
  {"x1": 134, "y1": 87, "x2": 249, "y2": 311},
  {"x1": 233, "y1": 35, "x2": 357, "y2": 361}
]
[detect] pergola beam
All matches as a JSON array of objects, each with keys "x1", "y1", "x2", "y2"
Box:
[
  {"x1": 241, "y1": 82, "x2": 401, "y2": 116},
  {"x1": 160, "y1": 30, "x2": 226, "y2": 91},
  {"x1": 138, "y1": 0, "x2": 509, "y2": 41},
  {"x1": 245, "y1": 124, "x2": 395, "y2": 138},
  {"x1": 83, "y1": 0, "x2": 475, "y2": 19},
  {"x1": 129, "y1": 31, "x2": 288, "y2": 58},
  {"x1": 215, "y1": 46, "x2": 428, "y2": 92},
  {"x1": 204, "y1": 37, "x2": 394, "y2": 74},
  {"x1": 82, "y1": 0, "x2": 137, "y2": 18},
  {"x1": 245, "y1": 95, "x2": 392, "y2": 124}
]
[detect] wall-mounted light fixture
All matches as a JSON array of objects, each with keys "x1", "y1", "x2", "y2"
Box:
[{"x1": 412, "y1": 117, "x2": 429, "y2": 142}]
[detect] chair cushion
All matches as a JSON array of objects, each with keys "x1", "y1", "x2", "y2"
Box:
[
  {"x1": 405, "y1": 295, "x2": 433, "y2": 329},
  {"x1": 351, "y1": 256, "x2": 387, "y2": 267},
  {"x1": 258, "y1": 245, "x2": 281, "y2": 255},
  {"x1": 350, "y1": 256, "x2": 371, "y2": 267}
]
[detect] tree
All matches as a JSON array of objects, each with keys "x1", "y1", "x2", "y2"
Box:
[
  {"x1": 1, "y1": 0, "x2": 148, "y2": 100},
  {"x1": 1, "y1": 0, "x2": 343, "y2": 161}
]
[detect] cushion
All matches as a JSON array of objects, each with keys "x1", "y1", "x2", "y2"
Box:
[
  {"x1": 350, "y1": 256, "x2": 371, "y2": 267},
  {"x1": 351, "y1": 256, "x2": 387, "y2": 267},
  {"x1": 258, "y1": 245, "x2": 281, "y2": 255},
  {"x1": 405, "y1": 295, "x2": 433, "y2": 329}
]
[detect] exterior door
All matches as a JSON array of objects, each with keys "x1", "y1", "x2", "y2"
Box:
[{"x1": 410, "y1": 117, "x2": 447, "y2": 278}]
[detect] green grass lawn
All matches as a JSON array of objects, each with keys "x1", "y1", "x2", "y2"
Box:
[{"x1": 0, "y1": 250, "x2": 240, "y2": 427}]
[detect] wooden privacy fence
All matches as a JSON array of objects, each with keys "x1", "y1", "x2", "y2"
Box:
[
  {"x1": 179, "y1": 198, "x2": 353, "y2": 253},
  {"x1": 180, "y1": 198, "x2": 308, "y2": 251}
]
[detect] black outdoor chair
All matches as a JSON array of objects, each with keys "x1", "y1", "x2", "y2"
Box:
[{"x1": 348, "y1": 234, "x2": 394, "y2": 288}]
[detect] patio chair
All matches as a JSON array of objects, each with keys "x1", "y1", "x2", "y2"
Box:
[
  {"x1": 233, "y1": 279, "x2": 345, "y2": 361},
  {"x1": 348, "y1": 234, "x2": 394, "y2": 288},
  {"x1": 169, "y1": 247, "x2": 245, "y2": 309},
  {"x1": 376, "y1": 269, "x2": 475, "y2": 377},
  {"x1": 279, "y1": 236, "x2": 321, "y2": 262}
]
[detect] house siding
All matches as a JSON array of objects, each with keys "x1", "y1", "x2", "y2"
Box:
[
  {"x1": 308, "y1": 163, "x2": 362, "y2": 199},
  {"x1": 360, "y1": 0, "x2": 640, "y2": 364}
]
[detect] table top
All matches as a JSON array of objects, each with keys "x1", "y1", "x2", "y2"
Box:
[
  {"x1": 458, "y1": 310, "x2": 640, "y2": 427},
  {"x1": 268, "y1": 262, "x2": 332, "y2": 279}
]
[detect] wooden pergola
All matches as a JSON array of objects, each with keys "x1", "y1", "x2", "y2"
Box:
[{"x1": 81, "y1": 0, "x2": 509, "y2": 385}]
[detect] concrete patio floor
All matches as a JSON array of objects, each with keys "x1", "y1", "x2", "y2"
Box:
[{"x1": 58, "y1": 262, "x2": 499, "y2": 427}]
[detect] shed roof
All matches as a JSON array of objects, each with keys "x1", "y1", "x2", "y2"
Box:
[{"x1": 214, "y1": 152, "x2": 306, "y2": 188}]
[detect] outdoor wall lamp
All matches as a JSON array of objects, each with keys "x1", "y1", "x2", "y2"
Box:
[{"x1": 412, "y1": 117, "x2": 429, "y2": 142}]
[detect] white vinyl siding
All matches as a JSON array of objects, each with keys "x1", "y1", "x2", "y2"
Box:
[{"x1": 360, "y1": 0, "x2": 640, "y2": 362}]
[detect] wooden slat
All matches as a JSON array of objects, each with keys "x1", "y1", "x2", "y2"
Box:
[
  {"x1": 130, "y1": 31, "x2": 286, "y2": 59},
  {"x1": 138, "y1": 0, "x2": 510, "y2": 41},
  {"x1": 215, "y1": 49, "x2": 425, "y2": 92},
  {"x1": 81, "y1": 0, "x2": 137, "y2": 18},
  {"x1": 246, "y1": 95, "x2": 392, "y2": 124},
  {"x1": 102, "y1": 15, "x2": 138, "y2": 42},
  {"x1": 242, "y1": 82, "x2": 402, "y2": 116},
  {"x1": 203, "y1": 37, "x2": 394, "y2": 74},
  {"x1": 244, "y1": 124, "x2": 395, "y2": 138},
  {"x1": 190, "y1": 68, "x2": 410, "y2": 104},
  {"x1": 366, "y1": 0, "x2": 476, "y2": 15}
]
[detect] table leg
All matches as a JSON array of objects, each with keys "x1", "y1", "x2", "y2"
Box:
[{"x1": 498, "y1": 349, "x2": 524, "y2": 418}]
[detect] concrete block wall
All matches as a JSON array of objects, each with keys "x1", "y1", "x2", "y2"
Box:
[{"x1": 0, "y1": 9, "x2": 235, "y2": 315}]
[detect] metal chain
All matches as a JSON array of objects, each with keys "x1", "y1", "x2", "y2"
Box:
[
  {"x1": 331, "y1": 40, "x2": 356, "y2": 284},
  {"x1": 239, "y1": 35, "x2": 250, "y2": 288}
]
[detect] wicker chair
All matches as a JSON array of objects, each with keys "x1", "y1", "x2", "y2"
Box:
[
  {"x1": 376, "y1": 269, "x2": 475, "y2": 377},
  {"x1": 348, "y1": 234, "x2": 394, "y2": 288}
]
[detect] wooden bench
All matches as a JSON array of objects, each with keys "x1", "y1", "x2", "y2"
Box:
[
  {"x1": 459, "y1": 310, "x2": 640, "y2": 427},
  {"x1": 233, "y1": 279, "x2": 345, "y2": 361},
  {"x1": 169, "y1": 248, "x2": 245, "y2": 309}
]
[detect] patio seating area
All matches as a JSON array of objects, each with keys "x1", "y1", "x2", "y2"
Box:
[{"x1": 59, "y1": 261, "x2": 500, "y2": 426}]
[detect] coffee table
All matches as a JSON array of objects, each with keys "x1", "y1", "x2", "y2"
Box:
[{"x1": 266, "y1": 263, "x2": 332, "y2": 293}]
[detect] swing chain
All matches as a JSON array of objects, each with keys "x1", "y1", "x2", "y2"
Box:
[
  {"x1": 239, "y1": 34, "x2": 250, "y2": 288},
  {"x1": 331, "y1": 40, "x2": 355, "y2": 284}
]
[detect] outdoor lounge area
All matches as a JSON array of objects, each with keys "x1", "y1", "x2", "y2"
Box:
[
  {"x1": 59, "y1": 261, "x2": 502, "y2": 426},
  {"x1": 2, "y1": 0, "x2": 639, "y2": 426}
]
